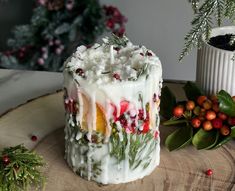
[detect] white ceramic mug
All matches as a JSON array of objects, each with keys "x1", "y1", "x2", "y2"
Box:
[{"x1": 196, "y1": 26, "x2": 235, "y2": 96}]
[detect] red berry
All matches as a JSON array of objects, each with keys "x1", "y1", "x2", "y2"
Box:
[
  {"x1": 113, "y1": 73, "x2": 121, "y2": 81},
  {"x1": 205, "y1": 169, "x2": 213, "y2": 176},
  {"x1": 2, "y1": 155, "x2": 10, "y2": 166},
  {"x1": 106, "y1": 19, "x2": 114, "y2": 29},
  {"x1": 220, "y1": 125, "x2": 231, "y2": 136},
  {"x1": 64, "y1": 99, "x2": 77, "y2": 113},
  {"x1": 197, "y1": 96, "x2": 207, "y2": 106},
  {"x1": 31, "y1": 135, "x2": 38, "y2": 142},
  {"x1": 202, "y1": 100, "x2": 212, "y2": 110},
  {"x1": 218, "y1": 112, "x2": 228, "y2": 121},
  {"x1": 146, "y1": 51, "x2": 152, "y2": 56},
  {"x1": 211, "y1": 118, "x2": 223, "y2": 129},
  {"x1": 173, "y1": 105, "x2": 184, "y2": 118},
  {"x1": 114, "y1": 47, "x2": 120, "y2": 51},
  {"x1": 203, "y1": 121, "x2": 213, "y2": 131},
  {"x1": 228, "y1": 117, "x2": 235, "y2": 126},
  {"x1": 205, "y1": 110, "x2": 216, "y2": 121},
  {"x1": 186, "y1": 100, "x2": 195, "y2": 111},
  {"x1": 212, "y1": 103, "x2": 220, "y2": 113},
  {"x1": 191, "y1": 118, "x2": 201, "y2": 128},
  {"x1": 154, "y1": 131, "x2": 159, "y2": 139},
  {"x1": 76, "y1": 68, "x2": 85, "y2": 77}
]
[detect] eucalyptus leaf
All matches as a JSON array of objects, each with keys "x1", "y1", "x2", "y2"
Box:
[
  {"x1": 183, "y1": 81, "x2": 203, "y2": 101},
  {"x1": 192, "y1": 129, "x2": 219, "y2": 150},
  {"x1": 217, "y1": 90, "x2": 235, "y2": 117},
  {"x1": 160, "y1": 86, "x2": 176, "y2": 119},
  {"x1": 165, "y1": 125, "x2": 193, "y2": 151}
]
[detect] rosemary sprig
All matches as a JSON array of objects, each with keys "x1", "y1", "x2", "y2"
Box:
[
  {"x1": 136, "y1": 63, "x2": 148, "y2": 78},
  {"x1": 0, "y1": 145, "x2": 45, "y2": 191},
  {"x1": 110, "y1": 129, "x2": 156, "y2": 170},
  {"x1": 104, "y1": 33, "x2": 129, "y2": 47}
]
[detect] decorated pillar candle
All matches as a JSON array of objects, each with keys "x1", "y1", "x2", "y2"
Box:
[{"x1": 63, "y1": 35, "x2": 162, "y2": 184}]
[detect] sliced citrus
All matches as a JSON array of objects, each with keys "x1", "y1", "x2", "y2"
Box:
[
  {"x1": 96, "y1": 103, "x2": 107, "y2": 135},
  {"x1": 78, "y1": 93, "x2": 107, "y2": 135}
]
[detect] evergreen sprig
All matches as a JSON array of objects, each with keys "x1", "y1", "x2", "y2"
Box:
[
  {"x1": 0, "y1": 0, "x2": 127, "y2": 71},
  {"x1": 0, "y1": 145, "x2": 45, "y2": 191},
  {"x1": 105, "y1": 33, "x2": 129, "y2": 47},
  {"x1": 180, "y1": 0, "x2": 235, "y2": 60}
]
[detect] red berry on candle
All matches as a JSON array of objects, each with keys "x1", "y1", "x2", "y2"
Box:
[
  {"x1": 31, "y1": 135, "x2": 38, "y2": 142},
  {"x1": 2, "y1": 155, "x2": 10, "y2": 166},
  {"x1": 114, "y1": 47, "x2": 120, "y2": 51},
  {"x1": 76, "y1": 68, "x2": 85, "y2": 77},
  {"x1": 146, "y1": 51, "x2": 152, "y2": 56},
  {"x1": 205, "y1": 169, "x2": 213, "y2": 176},
  {"x1": 113, "y1": 73, "x2": 121, "y2": 81}
]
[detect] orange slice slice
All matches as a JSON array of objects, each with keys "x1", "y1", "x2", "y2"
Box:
[
  {"x1": 95, "y1": 103, "x2": 107, "y2": 135},
  {"x1": 79, "y1": 94, "x2": 107, "y2": 135}
]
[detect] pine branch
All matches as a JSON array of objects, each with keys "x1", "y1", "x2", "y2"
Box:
[
  {"x1": 0, "y1": 145, "x2": 45, "y2": 191},
  {"x1": 180, "y1": 0, "x2": 231, "y2": 61},
  {"x1": 224, "y1": 0, "x2": 235, "y2": 19}
]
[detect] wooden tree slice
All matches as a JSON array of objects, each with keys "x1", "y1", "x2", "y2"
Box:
[
  {"x1": 0, "y1": 91, "x2": 64, "y2": 150},
  {"x1": 0, "y1": 87, "x2": 234, "y2": 190}
]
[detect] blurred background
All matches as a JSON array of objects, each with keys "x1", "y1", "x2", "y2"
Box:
[{"x1": 0, "y1": 0, "x2": 196, "y2": 80}]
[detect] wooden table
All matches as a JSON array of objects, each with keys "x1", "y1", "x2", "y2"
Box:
[{"x1": 0, "y1": 82, "x2": 234, "y2": 191}]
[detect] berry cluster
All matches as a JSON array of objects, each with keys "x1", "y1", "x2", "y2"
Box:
[
  {"x1": 172, "y1": 95, "x2": 235, "y2": 136},
  {"x1": 111, "y1": 101, "x2": 151, "y2": 135},
  {"x1": 103, "y1": 5, "x2": 127, "y2": 37}
]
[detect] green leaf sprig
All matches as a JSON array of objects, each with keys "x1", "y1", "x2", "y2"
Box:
[{"x1": 0, "y1": 145, "x2": 45, "y2": 191}]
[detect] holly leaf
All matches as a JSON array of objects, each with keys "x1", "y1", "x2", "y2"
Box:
[
  {"x1": 217, "y1": 90, "x2": 235, "y2": 117},
  {"x1": 212, "y1": 126, "x2": 235, "y2": 149},
  {"x1": 165, "y1": 125, "x2": 193, "y2": 151},
  {"x1": 160, "y1": 86, "x2": 176, "y2": 119},
  {"x1": 192, "y1": 129, "x2": 219, "y2": 150},
  {"x1": 183, "y1": 81, "x2": 203, "y2": 101}
]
